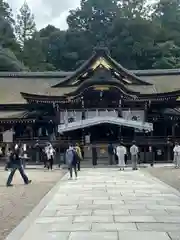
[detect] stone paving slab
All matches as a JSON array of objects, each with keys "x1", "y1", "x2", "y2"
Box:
[
  {"x1": 6, "y1": 168, "x2": 180, "y2": 240},
  {"x1": 168, "y1": 232, "x2": 180, "y2": 240}
]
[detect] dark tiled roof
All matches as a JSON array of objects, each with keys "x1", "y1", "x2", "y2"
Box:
[
  {"x1": 1, "y1": 69, "x2": 180, "y2": 78},
  {"x1": 133, "y1": 69, "x2": 180, "y2": 76},
  {"x1": 0, "y1": 111, "x2": 27, "y2": 119},
  {"x1": 52, "y1": 48, "x2": 151, "y2": 87},
  {"x1": 0, "y1": 71, "x2": 72, "y2": 78}
]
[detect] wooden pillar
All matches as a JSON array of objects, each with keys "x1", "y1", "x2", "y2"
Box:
[
  {"x1": 118, "y1": 98, "x2": 122, "y2": 141},
  {"x1": 167, "y1": 137, "x2": 171, "y2": 162},
  {"x1": 27, "y1": 124, "x2": 33, "y2": 139},
  {"x1": 81, "y1": 96, "x2": 85, "y2": 145},
  {"x1": 55, "y1": 103, "x2": 60, "y2": 137},
  {"x1": 172, "y1": 123, "x2": 176, "y2": 138},
  {"x1": 144, "y1": 101, "x2": 148, "y2": 122}
]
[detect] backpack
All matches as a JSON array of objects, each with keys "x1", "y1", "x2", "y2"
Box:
[{"x1": 72, "y1": 149, "x2": 80, "y2": 165}]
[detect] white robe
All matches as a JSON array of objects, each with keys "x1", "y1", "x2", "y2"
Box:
[
  {"x1": 45, "y1": 146, "x2": 55, "y2": 160},
  {"x1": 173, "y1": 145, "x2": 180, "y2": 167},
  {"x1": 116, "y1": 146, "x2": 127, "y2": 167}
]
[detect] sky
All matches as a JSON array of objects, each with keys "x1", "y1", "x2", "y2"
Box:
[{"x1": 6, "y1": 0, "x2": 81, "y2": 30}]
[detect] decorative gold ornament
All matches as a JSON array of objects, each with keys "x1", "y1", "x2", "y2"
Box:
[
  {"x1": 94, "y1": 85, "x2": 110, "y2": 91},
  {"x1": 91, "y1": 57, "x2": 112, "y2": 70}
]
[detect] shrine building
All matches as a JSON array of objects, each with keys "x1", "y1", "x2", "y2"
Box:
[{"x1": 0, "y1": 47, "x2": 180, "y2": 161}]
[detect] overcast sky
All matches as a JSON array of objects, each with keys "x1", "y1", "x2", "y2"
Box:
[{"x1": 6, "y1": 0, "x2": 81, "y2": 30}]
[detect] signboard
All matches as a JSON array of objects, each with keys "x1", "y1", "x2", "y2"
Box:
[
  {"x1": 85, "y1": 135, "x2": 91, "y2": 144},
  {"x1": 122, "y1": 110, "x2": 145, "y2": 122},
  {"x1": 94, "y1": 86, "x2": 110, "y2": 91},
  {"x1": 60, "y1": 111, "x2": 82, "y2": 124}
]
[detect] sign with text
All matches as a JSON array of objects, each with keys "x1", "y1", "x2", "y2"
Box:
[{"x1": 122, "y1": 110, "x2": 145, "y2": 122}]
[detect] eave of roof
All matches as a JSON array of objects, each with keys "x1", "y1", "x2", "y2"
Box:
[
  {"x1": 1, "y1": 69, "x2": 180, "y2": 78},
  {"x1": 0, "y1": 111, "x2": 35, "y2": 123},
  {"x1": 20, "y1": 87, "x2": 180, "y2": 103},
  {"x1": 0, "y1": 71, "x2": 72, "y2": 78},
  {"x1": 0, "y1": 69, "x2": 180, "y2": 78}
]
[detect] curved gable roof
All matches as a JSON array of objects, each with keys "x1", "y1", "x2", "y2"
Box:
[{"x1": 52, "y1": 47, "x2": 151, "y2": 88}]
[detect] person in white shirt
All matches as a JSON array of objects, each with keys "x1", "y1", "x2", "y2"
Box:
[
  {"x1": 45, "y1": 143, "x2": 55, "y2": 170},
  {"x1": 116, "y1": 142, "x2": 127, "y2": 171},
  {"x1": 173, "y1": 142, "x2": 180, "y2": 168},
  {"x1": 130, "y1": 141, "x2": 139, "y2": 170}
]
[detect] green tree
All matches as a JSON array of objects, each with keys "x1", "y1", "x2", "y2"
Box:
[
  {"x1": 15, "y1": 1, "x2": 36, "y2": 48},
  {"x1": 119, "y1": 0, "x2": 152, "y2": 19},
  {"x1": 39, "y1": 26, "x2": 67, "y2": 70},
  {"x1": 152, "y1": 0, "x2": 180, "y2": 68},
  {"x1": 0, "y1": 0, "x2": 18, "y2": 50},
  {"x1": 67, "y1": 0, "x2": 120, "y2": 45},
  {"x1": 35, "y1": 0, "x2": 180, "y2": 71},
  {"x1": 23, "y1": 32, "x2": 55, "y2": 71},
  {"x1": 0, "y1": 0, "x2": 22, "y2": 71},
  {"x1": 0, "y1": 47, "x2": 27, "y2": 71},
  {"x1": 152, "y1": 41, "x2": 180, "y2": 69}
]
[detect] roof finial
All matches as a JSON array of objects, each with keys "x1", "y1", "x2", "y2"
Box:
[{"x1": 93, "y1": 42, "x2": 110, "y2": 56}]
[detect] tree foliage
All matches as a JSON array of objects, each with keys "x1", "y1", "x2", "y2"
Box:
[
  {"x1": 1, "y1": 0, "x2": 180, "y2": 71},
  {"x1": 0, "y1": 47, "x2": 27, "y2": 71},
  {"x1": 15, "y1": 1, "x2": 36, "y2": 47}
]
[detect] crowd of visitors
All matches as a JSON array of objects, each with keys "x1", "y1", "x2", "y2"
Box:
[
  {"x1": 3, "y1": 139, "x2": 180, "y2": 186},
  {"x1": 3, "y1": 141, "x2": 83, "y2": 185}
]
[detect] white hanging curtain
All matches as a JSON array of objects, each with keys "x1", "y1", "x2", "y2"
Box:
[{"x1": 58, "y1": 116, "x2": 153, "y2": 133}]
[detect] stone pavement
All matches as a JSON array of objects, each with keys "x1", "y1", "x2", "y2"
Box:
[{"x1": 5, "y1": 168, "x2": 180, "y2": 240}]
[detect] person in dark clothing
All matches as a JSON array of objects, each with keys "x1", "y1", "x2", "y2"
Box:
[
  {"x1": 92, "y1": 144, "x2": 97, "y2": 166},
  {"x1": 75, "y1": 143, "x2": 82, "y2": 171},
  {"x1": 108, "y1": 143, "x2": 114, "y2": 165},
  {"x1": 125, "y1": 153, "x2": 128, "y2": 165},
  {"x1": 34, "y1": 140, "x2": 41, "y2": 163},
  {"x1": 42, "y1": 148, "x2": 47, "y2": 168},
  {"x1": 66, "y1": 146, "x2": 77, "y2": 180},
  {"x1": 6, "y1": 149, "x2": 31, "y2": 187},
  {"x1": 114, "y1": 147, "x2": 118, "y2": 164}
]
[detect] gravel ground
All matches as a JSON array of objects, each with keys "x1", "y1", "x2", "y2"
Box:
[
  {"x1": 144, "y1": 166, "x2": 180, "y2": 192},
  {"x1": 0, "y1": 168, "x2": 66, "y2": 240}
]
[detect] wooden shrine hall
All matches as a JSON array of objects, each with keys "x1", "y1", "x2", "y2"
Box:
[{"x1": 0, "y1": 47, "x2": 180, "y2": 161}]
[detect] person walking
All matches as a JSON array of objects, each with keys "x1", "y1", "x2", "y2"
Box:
[
  {"x1": 130, "y1": 141, "x2": 139, "y2": 170},
  {"x1": 45, "y1": 143, "x2": 55, "y2": 170},
  {"x1": 173, "y1": 142, "x2": 180, "y2": 168},
  {"x1": 6, "y1": 149, "x2": 31, "y2": 187},
  {"x1": 34, "y1": 140, "x2": 41, "y2": 164},
  {"x1": 108, "y1": 142, "x2": 114, "y2": 165},
  {"x1": 116, "y1": 142, "x2": 127, "y2": 170},
  {"x1": 5, "y1": 148, "x2": 12, "y2": 171},
  {"x1": 42, "y1": 148, "x2": 47, "y2": 168},
  {"x1": 66, "y1": 145, "x2": 77, "y2": 180},
  {"x1": 92, "y1": 144, "x2": 97, "y2": 167},
  {"x1": 75, "y1": 143, "x2": 82, "y2": 171}
]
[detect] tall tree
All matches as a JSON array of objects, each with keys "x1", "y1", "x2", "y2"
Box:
[
  {"x1": 39, "y1": 25, "x2": 67, "y2": 70},
  {"x1": 0, "y1": 0, "x2": 23, "y2": 71},
  {"x1": 0, "y1": 0, "x2": 17, "y2": 49},
  {"x1": 23, "y1": 32, "x2": 55, "y2": 71},
  {"x1": 15, "y1": 1, "x2": 36, "y2": 48},
  {"x1": 67, "y1": 0, "x2": 120, "y2": 45},
  {"x1": 152, "y1": 0, "x2": 180, "y2": 68}
]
